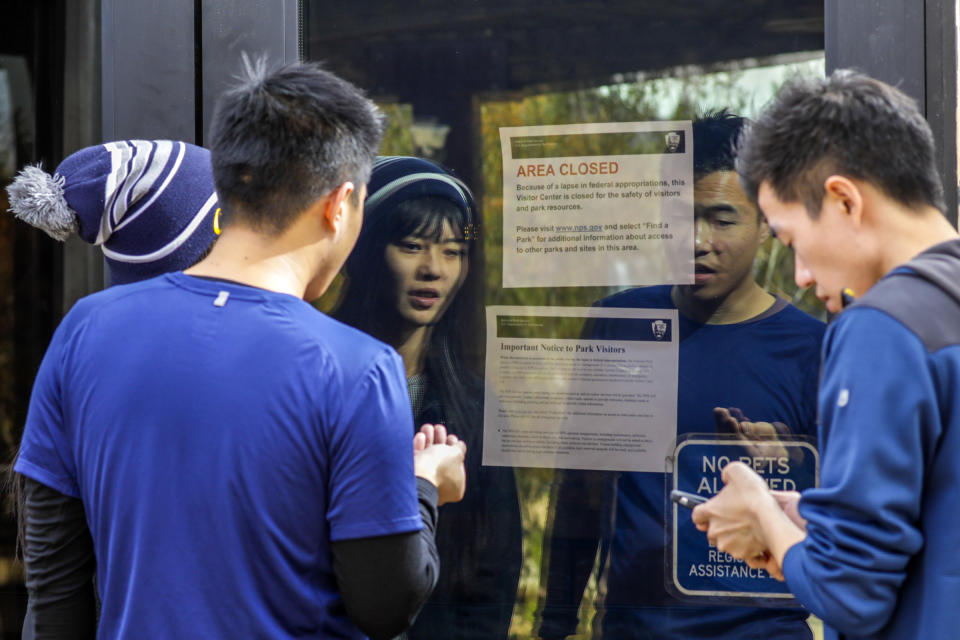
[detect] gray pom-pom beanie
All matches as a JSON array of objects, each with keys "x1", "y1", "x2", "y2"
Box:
[{"x1": 5, "y1": 140, "x2": 219, "y2": 285}]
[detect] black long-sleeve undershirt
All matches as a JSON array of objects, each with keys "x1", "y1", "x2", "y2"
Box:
[
  {"x1": 21, "y1": 476, "x2": 440, "y2": 640},
  {"x1": 22, "y1": 477, "x2": 97, "y2": 640},
  {"x1": 333, "y1": 478, "x2": 440, "y2": 640}
]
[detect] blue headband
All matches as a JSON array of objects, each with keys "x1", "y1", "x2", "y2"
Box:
[{"x1": 364, "y1": 156, "x2": 477, "y2": 238}]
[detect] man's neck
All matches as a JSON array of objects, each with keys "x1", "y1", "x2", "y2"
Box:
[
  {"x1": 875, "y1": 204, "x2": 960, "y2": 276},
  {"x1": 184, "y1": 226, "x2": 318, "y2": 300},
  {"x1": 671, "y1": 280, "x2": 775, "y2": 325}
]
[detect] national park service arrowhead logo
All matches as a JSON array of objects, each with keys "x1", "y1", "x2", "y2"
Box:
[{"x1": 652, "y1": 319, "x2": 668, "y2": 340}]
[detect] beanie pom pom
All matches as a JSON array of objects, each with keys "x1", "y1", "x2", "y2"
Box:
[{"x1": 6, "y1": 164, "x2": 78, "y2": 241}]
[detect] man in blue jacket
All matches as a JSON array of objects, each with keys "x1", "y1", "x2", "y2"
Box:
[{"x1": 693, "y1": 70, "x2": 960, "y2": 639}]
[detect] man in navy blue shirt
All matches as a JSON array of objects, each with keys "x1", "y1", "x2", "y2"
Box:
[{"x1": 538, "y1": 112, "x2": 824, "y2": 640}]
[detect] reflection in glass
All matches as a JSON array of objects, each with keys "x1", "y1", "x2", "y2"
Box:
[
  {"x1": 538, "y1": 113, "x2": 825, "y2": 639},
  {"x1": 480, "y1": 56, "x2": 827, "y2": 318},
  {"x1": 1, "y1": 53, "x2": 36, "y2": 637},
  {"x1": 474, "y1": 57, "x2": 827, "y2": 638},
  {"x1": 307, "y1": 3, "x2": 827, "y2": 634},
  {"x1": 333, "y1": 157, "x2": 522, "y2": 639}
]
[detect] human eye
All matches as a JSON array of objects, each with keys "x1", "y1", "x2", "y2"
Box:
[
  {"x1": 398, "y1": 238, "x2": 422, "y2": 252},
  {"x1": 713, "y1": 217, "x2": 737, "y2": 228},
  {"x1": 704, "y1": 206, "x2": 739, "y2": 227}
]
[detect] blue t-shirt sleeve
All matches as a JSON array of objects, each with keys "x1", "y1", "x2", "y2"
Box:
[
  {"x1": 784, "y1": 308, "x2": 928, "y2": 635},
  {"x1": 14, "y1": 318, "x2": 81, "y2": 498},
  {"x1": 325, "y1": 349, "x2": 422, "y2": 542}
]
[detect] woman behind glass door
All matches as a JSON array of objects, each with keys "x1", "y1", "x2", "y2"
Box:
[{"x1": 334, "y1": 156, "x2": 522, "y2": 639}]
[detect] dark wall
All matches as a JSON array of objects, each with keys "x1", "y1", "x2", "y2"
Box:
[
  {"x1": 101, "y1": 0, "x2": 299, "y2": 145},
  {"x1": 826, "y1": 0, "x2": 958, "y2": 225}
]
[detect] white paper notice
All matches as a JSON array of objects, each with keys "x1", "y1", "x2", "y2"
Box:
[
  {"x1": 501, "y1": 121, "x2": 694, "y2": 288},
  {"x1": 483, "y1": 305, "x2": 679, "y2": 472}
]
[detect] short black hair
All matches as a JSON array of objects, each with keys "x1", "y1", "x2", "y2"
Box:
[
  {"x1": 208, "y1": 55, "x2": 385, "y2": 233},
  {"x1": 693, "y1": 109, "x2": 747, "y2": 180},
  {"x1": 736, "y1": 69, "x2": 946, "y2": 217}
]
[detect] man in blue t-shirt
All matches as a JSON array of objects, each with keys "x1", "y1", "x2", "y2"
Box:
[
  {"x1": 694, "y1": 71, "x2": 960, "y2": 640},
  {"x1": 538, "y1": 112, "x2": 825, "y2": 640},
  {"x1": 13, "y1": 59, "x2": 467, "y2": 639}
]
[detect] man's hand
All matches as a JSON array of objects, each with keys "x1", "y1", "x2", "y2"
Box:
[
  {"x1": 692, "y1": 461, "x2": 807, "y2": 581},
  {"x1": 691, "y1": 462, "x2": 781, "y2": 575},
  {"x1": 771, "y1": 490, "x2": 807, "y2": 531},
  {"x1": 413, "y1": 423, "x2": 467, "y2": 506},
  {"x1": 713, "y1": 407, "x2": 796, "y2": 461}
]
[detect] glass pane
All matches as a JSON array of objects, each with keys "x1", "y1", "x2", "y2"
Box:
[
  {"x1": 0, "y1": 34, "x2": 40, "y2": 640},
  {"x1": 307, "y1": 3, "x2": 826, "y2": 638},
  {"x1": 2, "y1": 2, "x2": 100, "y2": 635}
]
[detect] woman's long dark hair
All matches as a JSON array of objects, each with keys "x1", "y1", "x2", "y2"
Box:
[
  {"x1": 4, "y1": 452, "x2": 24, "y2": 561},
  {"x1": 333, "y1": 195, "x2": 481, "y2": 435}
]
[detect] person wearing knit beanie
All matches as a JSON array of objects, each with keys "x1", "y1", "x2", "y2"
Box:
[{"x1": 6, "y1": 139, "x2": 219, "y2": 285}]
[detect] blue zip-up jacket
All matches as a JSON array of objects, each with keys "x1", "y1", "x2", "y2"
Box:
[{"x1": 783, "y1": 238, "x2": 960, "y2": 639}]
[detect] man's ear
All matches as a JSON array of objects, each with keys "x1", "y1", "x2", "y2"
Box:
[
  {"x1": 321, "y1": 181, "x2": 356, "y2": 232},
  {"x1": 823, "y1": 175, "x2": 864, "y2": 228},
  {"x1": 757, "y1": 216, "x2": 771, "y2": 244}
]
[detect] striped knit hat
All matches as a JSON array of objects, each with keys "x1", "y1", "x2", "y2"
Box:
[
  {"x1": 364, "y1": 156, "x2": 477, "y2": 238},
  {"x1": 6, "y1": 140, "x2": 219, "y2": 285}
]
